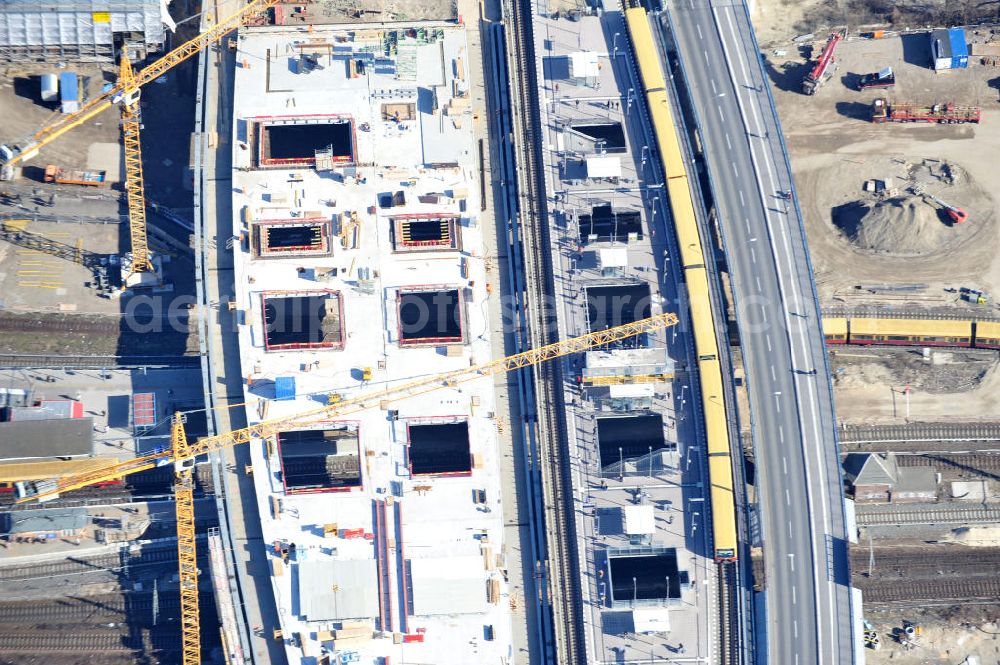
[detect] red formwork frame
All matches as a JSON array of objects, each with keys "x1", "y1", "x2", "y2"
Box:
[
  {"x1": 260, "y1": 289, "x2": 346, "y2": 352},
  {"x1": 251, "y1": 113, "x2": 358, "y2": 168},
  {"x1": 275, "y1": 421, "x2": 362, "y2": 495},
  {"x1": 403, "y1": 416, "x2": 473, "y2": 478},
  {"x1": 395, "y1": 285, "x2": 465, "y2": 347},
  {"x1": 255, "y1": 217, "x2": 332, "y2": 257},
  {"x1": 391, "y1": 213, "x2": 461, "y2": 250}
]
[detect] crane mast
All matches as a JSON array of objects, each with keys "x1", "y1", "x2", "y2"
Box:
[
  {"x1": 118, "y1": 48, "x2": 153, "y2": 276},
  {"x1": 171, "y1": 415, "x2": 201, "y2": 665}
]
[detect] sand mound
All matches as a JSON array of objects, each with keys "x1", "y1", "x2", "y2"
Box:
[{"x1": 841, "y1": 196, "x2": 955, "y2": 255}]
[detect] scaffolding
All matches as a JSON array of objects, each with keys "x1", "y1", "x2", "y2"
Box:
[{"x1": 0, "y1": 0, "x2": 168, "y2": 63}]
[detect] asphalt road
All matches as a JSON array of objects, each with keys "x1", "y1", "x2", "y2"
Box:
[{"x1": 665, "y1": 1, "x2": 854, "y2": 663}]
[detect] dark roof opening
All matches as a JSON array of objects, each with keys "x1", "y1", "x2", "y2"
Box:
[{"x1": 408, "y1": 421, "x2": 472, "y2": 476}]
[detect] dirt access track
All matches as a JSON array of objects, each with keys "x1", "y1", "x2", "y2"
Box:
[{"x1": 767, "y1": 29, "x2": 1000, "y2": 308}]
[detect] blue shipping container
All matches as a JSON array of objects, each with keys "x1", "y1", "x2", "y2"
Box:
[
  {"x1": 275, "y1": 376, "x2": 296, "y2": 400},
  {"x1": 59, "y1": 72, "x2": 78, "y2": 101},
  {"x1": 948, "y1": 28, "x2": 968, "y2": 68}
]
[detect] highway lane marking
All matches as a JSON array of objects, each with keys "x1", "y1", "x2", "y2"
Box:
[
  {"x1": 710, "y1": 78, "x2": 717, "y2": 94},
  {"x1": 770, "y1": 365, "x2": 776, "y2": 380},
  {"x1": 779, "y1": 427, "x2": 785, "y2": 442},
  {"x1": 782, "y1": 456, "x2": 787, "y2": 474},
  {"x1": 785, "y1": 489, "x2": 790, "y2": 505},
  {"x1": 793, "y1": 586, "x2": 797, "y2": 605},
  {"x1": 749, "y1": 247, "x2": 756, "y2": 263},
  {"x1": 697, "y1": 23, "x2": 704, "y2": 39},
  {"x1": 725, "y1": 132, "x2": 731, "y2": 149},
  {"x1": 731, "y1": 161, "x2": 739, "y2": 177},
  {"x1": 765, "y1": 335, "x2": 772, "y2": 352},
  {"x1": 755, "y1": 275, "x2": 762, "y2": 291},
  {"x1": 739, "y1": 191, "x2": 746, "y2": 207},
  {"x1": 716, "y1": 105, "x2": 725, "y2": 123},
  {"x1": 715, "y1": 6, "x2": 839, "y2": 656}
]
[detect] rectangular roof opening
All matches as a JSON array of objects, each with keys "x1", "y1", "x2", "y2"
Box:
[
  {"x1": 254, "y1": 218, "x2": 332, "y2": 258},
  {"x1": 407, "y1": 420, "x2": 472, "y2": 476},
  {"x1": 578, "y1": 204, "x2": 643, "y2": 243},
  {"x1": 391, "y1": 215, "x2": 461, "y2": 252},
  {"x1": 597, "y1": 413, "x2": 666, "y2": 471},
  {"x1": 397, "y1": 288, "x2": 464, "y2": 345},
  {"x1": 586, "y1": 284, "x2": 651, "y2": 349},
  {"x1": 608, "y1": 550, "x2": 683, "y2": 605},
  {"x1": 256, "y1": 116, "x2": 355, "y2": 167},
  {"x1": 262, "y1": 291, "x2": 344, "y2": 351},
  {"x1": 277, "y1": 425, "x2": 361, "y2": 493}
]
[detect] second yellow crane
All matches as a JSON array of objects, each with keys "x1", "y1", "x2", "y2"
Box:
[{"x1": 19, "y1": 312, "x2": 679, "y2": 664}]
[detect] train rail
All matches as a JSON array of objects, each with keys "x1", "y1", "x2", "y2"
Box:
[
  {"x1": 503, "y1": 0, "x2": 583, "y2": 661},
  {"x1": 823, "y1": 306, "x2": 1000, "y2": 323},
  {"x1": 0, "y1": 592, "x2": 214, "y2": 624},
  {"x1": 0, "y1": 354, "x2": 201, "y2": 369},
  {"x1": 855, "y1": 504, "x2": 1000, "y2": 526},
  {"x1": 857, "y1": 577, "x2": 1000, "y2": 605},
  {"x1": 0, "y1": 544, "x2": 209, "y2": 583},
  {"x1": 840, "y1": 422, "x2": 1000, "y2": 444}
]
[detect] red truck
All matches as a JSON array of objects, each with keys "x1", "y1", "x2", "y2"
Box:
[
  {"x1": 43, "y1": 164, "x2": 107, "y2": 187},
  {"x1": 871, "y1": 98, "x2": 980, "y2": 124}
]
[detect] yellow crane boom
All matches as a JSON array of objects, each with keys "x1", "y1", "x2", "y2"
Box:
[
  {"x1": 18, "y1": 312, "x2": 677, "y2": 665},
  {"x1": 20, "y1": 312, "x2": 678, "y2": 501},
  {"x1": 1, "y1": 0, "x2": 278, "y2": 170}
]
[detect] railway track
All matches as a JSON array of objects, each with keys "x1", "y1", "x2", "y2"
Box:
[
  {"x1": 0, "y1": 315, "x2": 120, "y2": 335},
  {"x1": 823, "y1": 307, "x2": 1000, "y2": 323},
  {"x1": 840, "y1": 422, "x2": 1000, "y2": 444},
  {"x1": 857, "y1": 577, "x2": 1000, "y2": 605},
  {"x1": 0, "y1": 354, "x2": 200, "y2": 369},
  {"x1": 0, "y1": 545, "x2": 207, "y2": 582},
  {"x1": 894, "y1": 452, "x2": 1000, "y2": 475},
  {"x1": 0, "y1": 592, "x2": 214, "y2": 624},
  {"x1": 0, "y1": 629, "x2": 182, "y2": 652},
  {"x1": 717, "y1": 563, "x2": 740, "y2": 665},
  {"x1": 504, "y1": 0, "x2": 583, "y2": 661},
  {"x1": 855, "y1": 504, "x2": 1000, "y2": 526}
]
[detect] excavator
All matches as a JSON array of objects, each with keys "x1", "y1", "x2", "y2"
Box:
[{"x1": 17, "y1": 313, "x2": 679, "y2": 663}]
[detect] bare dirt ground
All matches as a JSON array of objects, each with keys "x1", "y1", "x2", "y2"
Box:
[
  {"x1": 863, "y1": 611, "x2": 1000, "y2": 665},
  {"x1": 767, "y1": 30, "x2": 1000, "y2": 310},
  {"x1": 830, "y1": 347, "x2": 1000, "y2": 422}
]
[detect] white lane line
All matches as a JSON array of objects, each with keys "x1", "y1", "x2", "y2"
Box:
[
  {"x1": 749, "y1": 236, "x2": 757, "y2": 242},
  {"x1": 786, "y1": 489, "x2": 790, "y2": 505},
  {"x1": 739, "y1": 191, "x2": 746, "y2": 207},
  {"x1": 779, "y1": 427, "x2": 785, "y2": 443},
  {"x1": 715, "y1": 6, "x2": 835, "y2": 657},
  {"x1": 697, "y1": 23, "x2": 704, "y2": 39},
  {"x1": 783, "y1": 456, "x2": 788, "y2": 474},
  {"x1": 765, "y1": 335, "x2": 772, "y2": 352},
  {"x1": 710, "y1": 78, "x2": 717, "y2": 94},
  {"x1": 725, "y1": 133, "x2": 732, "y2": 149},
  {"x1": 743, "y1": 218, "x2": 750, "y2": 233},
  {"x1": 750, "y1": 247, "x2": 756, "y2": 263},
  {"x1": 755, "y1": 275, "x2": 762, "y2": 291},
  {"x1": 770, "y1": 365, "x2": 776, "y2": 381},
  {"x1": 731, "y1": 161, "x2": 739, "y2": 177},
  {"x1": 788, "y1": 522, "x2": 793, "y2": 537},
  {"x1": 703, "y1": 49, "x2": 710, "y2": 62},
  {"x1": 793, "y1": 586, "x2": 797, "y2": 605}
]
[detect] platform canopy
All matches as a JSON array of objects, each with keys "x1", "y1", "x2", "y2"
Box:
[
  {"x1": 586, "y1": 155, "x2": 621, "y2": 179},
  {"x1": 633, "y1": 607, "x2": 671, "y2": 634},
  {"x1": 598, "y1": 247, "x2": 628, "y2": 269},
  {"x1": 622, "y1": 505, "x2": 655, "y2": 535},
  {"x1": 569, "y1": 51, "x2": 600, "y2": 78}
]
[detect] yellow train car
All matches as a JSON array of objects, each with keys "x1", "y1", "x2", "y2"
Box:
[
  {"x1": 625, "y1": 7, "x2": 667, "y2": 92},
  {"x1": 975, "y1": 320, "x2": 1000, "y2": 349},
  {"x1": 700, "y1": 358, "x2": 736, "y2": 559},
  {"x1": 848, "y1": 317, "x2": 972, "y2": 347},
  {"x1": 822, "y1": 317, "x2": 848, "y2": 344},
  {"x1": 626, "y1": 4, "x2": 738, "y2": 562},
  {"x1": 685, "y1": 266, "x2": 719, "y2": 361}
]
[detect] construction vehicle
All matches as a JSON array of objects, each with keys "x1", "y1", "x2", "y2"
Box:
[
  {"x1": 857, "y1": 67, "x2": 895, "y2": 91},
  {"x1": 923, "y1": 192, "x2": 969, "y2": 224},
  {"x1": 911, "y1": 184, "x2": 969, "y2": 224},
  {"x1": 15, "y1": 312, "x2": 678, "y2": 664},
  {"x1": 43, "y1": 164, "x2": 107, "y2": 187},
  {"x1": 871, "y1": 98, "x2": 980, "y2": 124},
  {"x1": 802, "y1": 33, "x2": 842, "y2": 95}
]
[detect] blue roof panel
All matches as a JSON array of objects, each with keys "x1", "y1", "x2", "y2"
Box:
[{"x1": 59, "y1": 72, "x2": 78, "y2": 101}]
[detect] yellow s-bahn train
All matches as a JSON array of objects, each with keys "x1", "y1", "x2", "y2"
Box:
[
  {"x1": 625, "y1": 7, "x2": 737, "y2": 562},
  {"x1": 823, "y1": 317, "x2": 1000, "y2": 349}
]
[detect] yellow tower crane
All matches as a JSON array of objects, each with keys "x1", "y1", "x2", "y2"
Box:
[
  {"x1": 0, "y1": 0, "x2": 280, "y2": 278},
  {"x1": 117, "y1": 47, "x2": 153, "y2": 276},
  {"x1": 18, "y1": 313, "x2": 679, "y2": 663}
]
